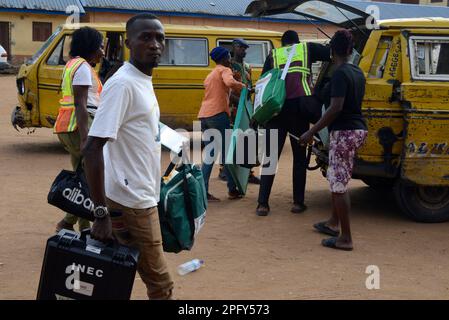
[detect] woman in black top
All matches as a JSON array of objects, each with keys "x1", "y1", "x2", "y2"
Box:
[{"x1": 299, "y1": 30, "x2": 368, "y2": 251}]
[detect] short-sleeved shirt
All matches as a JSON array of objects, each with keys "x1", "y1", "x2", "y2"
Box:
[
  {"x1": 329, "y1": 63, "x2": 367, "y2": 132},
  {"x1": 72, "y1": 62, "x2": 101, "y2": 115},
  {"x1": 88, "y1": 62, "x2": 161, "y2": 209}
]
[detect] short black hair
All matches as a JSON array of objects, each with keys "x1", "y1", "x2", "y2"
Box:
[
  {"x1": 126, "y1": 13, "x2": 160, "y2": 35},
  {"x1": 330, "y1": 30, "x2": 354, "y2": 57},
  {"x1": 69, "y1": 27, "x2": 103, "y2": 60},
  {"x1": 281, "y1": 30, "x2": 300, "y2": 46}
]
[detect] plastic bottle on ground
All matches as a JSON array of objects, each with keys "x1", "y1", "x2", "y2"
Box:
[{"x1": 177, "y1": 259, "x2": 204, "y2": 276}]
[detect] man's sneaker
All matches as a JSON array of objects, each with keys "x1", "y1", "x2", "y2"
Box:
[
  {"x1": 228, "y1": 190, "x2": 243, "y2": 200},
  {"x1": 291, "y1": 203, "x2": 308, "y2": 214},
  {"x1": 207, "y1": 193, "x2": 221, "y2": 202},
  {"x1": 248, "y1": 173, "x2": 261, "y2": 185}
]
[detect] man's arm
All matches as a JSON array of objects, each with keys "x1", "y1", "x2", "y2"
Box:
[
  {"x1": 82, "y1": 136, "x2": 113, "y2": 242},
  {"x1": 73, "y1": 85, "x2": 90, "y2": 150},
  {"x1": 222, "y1": 68, "x2": 245, "y2": 91}
]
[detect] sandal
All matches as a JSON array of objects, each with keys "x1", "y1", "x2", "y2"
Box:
[
  {"x1": 228, "y1": 190, "x2": 243, "y2": 200},
  {"x1": 321, "y1": 237, "x2": 353, "y2": 251},
  {"x1": 313, "y1": 221, "x2": 339, "y2": 237},
  {"x1": 207, "y1": 193, "x2": 221, "y2": 202},
  {"x1": 256, "y1": 204, "x2": 270, "y2": 216}
]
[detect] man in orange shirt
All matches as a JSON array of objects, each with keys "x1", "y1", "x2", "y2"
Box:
[
  {"x1": 218, "y1": 39, "x2": 261, "y2": 185},
  {"x1": 198, "y1": 47, "x2": 246, "y2": 202}
]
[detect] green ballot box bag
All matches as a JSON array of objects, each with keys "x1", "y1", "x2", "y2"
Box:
[
  {"x1": 252, "y1": 44, "x2": 297, "y2": 126},
  {"x1": 158, "y1": 161, "x2": 207, "y2": 253}
]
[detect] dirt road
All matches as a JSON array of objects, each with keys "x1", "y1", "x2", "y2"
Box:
[{"x1": 0, "y1": 75, "x2": 448, "y2": 300}]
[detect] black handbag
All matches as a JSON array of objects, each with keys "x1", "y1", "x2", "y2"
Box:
[{"x1": 47, "y1": 166, "x2": 95, "y2": 221}]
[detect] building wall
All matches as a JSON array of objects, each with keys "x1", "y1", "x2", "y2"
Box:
[
  {"x1": 0, "y1": 12, "x2": 67, "y2": 64},
  {"x1": 421, "y1": 0, "x2": 448, "y2": 5},
  {"x1": 85, "y1": 11, "x2": 339, "y2": 40}
]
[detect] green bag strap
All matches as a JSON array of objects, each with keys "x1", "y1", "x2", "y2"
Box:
[{"x1": 182, "y1": 165, "x2": 196, "y2": 244}]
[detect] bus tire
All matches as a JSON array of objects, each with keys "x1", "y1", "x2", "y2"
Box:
[{"x1": 394, "y1": 179, "x2": 449, "y2": 223}]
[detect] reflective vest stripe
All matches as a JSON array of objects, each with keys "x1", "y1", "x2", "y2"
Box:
[
  {"x1": 288, "y1": 67, "x2": 311, "y2": 73},
  {"x1": 54, "y1": 57, "x2": 86, "y2": 133},
  {"x1": 302, "y1": 43, "x2": 312, "y2": 96},
  {"x1": 272, "y1": 43, "x2": 312, "y2": 96},
  {"x1": 54, "y1": 57, "x2": 102, "y2": 133}
]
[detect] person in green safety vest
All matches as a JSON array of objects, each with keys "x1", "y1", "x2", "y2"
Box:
[{"x1": 256, "y1": 30, "x2": 330, "y2": 217}]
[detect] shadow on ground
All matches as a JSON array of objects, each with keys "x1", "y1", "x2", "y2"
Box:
[{"x1": 0, "y1": 141, "x2": 67, "y2": 156}]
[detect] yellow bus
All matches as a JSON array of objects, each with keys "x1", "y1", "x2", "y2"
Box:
[{"x1": 12, "y1": 23, "x2": 282, "y2": 130}]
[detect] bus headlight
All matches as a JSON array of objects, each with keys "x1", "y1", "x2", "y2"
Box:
[{"x1": 16, "y1": 78, "x2": 25, "y2": 95}]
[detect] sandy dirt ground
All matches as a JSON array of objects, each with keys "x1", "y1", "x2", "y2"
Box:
[{"x1": 0, "y1": 75, "x2": 448, "y2": 300}]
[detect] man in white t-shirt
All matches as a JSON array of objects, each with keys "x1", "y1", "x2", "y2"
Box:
[{"x1": 83, "y1": 14, "x2": 174, "y2": 300}]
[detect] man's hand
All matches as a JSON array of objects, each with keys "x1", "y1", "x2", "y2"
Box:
[
  {"x1": 91, "y1": 216, "x2": 113, "y2": 243},
  {"x1": 299, "y1": 130, "x2": 314, "y2": 147}
]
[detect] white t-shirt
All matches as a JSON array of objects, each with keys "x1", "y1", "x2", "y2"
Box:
[
  {"x1": 72, "y1": 62, "x2": 101, "y2": 114},
  {"x1": 88, "y1": 62, "x2": 161, "y2": 209}
]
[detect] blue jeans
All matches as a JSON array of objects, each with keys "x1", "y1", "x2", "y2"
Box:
[{"x1": 200, "y1": 112, "x2": 236, "y2": 194}]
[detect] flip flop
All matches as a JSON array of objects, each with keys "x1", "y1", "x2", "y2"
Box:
[
  {"x1": 313, "y1": 222, "x2": 339, "y2": 237},
  {"x1": 321, "y1": 237, "x2": 353, "y2": 251}
]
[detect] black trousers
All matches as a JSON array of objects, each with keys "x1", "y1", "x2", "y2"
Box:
[{"x1": 258, "y1": 97, "x2": 310, "y2": 207}]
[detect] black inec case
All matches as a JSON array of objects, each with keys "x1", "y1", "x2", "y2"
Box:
[{"x1": 37, "y1": 229, "x2": 139, "y2": 300}]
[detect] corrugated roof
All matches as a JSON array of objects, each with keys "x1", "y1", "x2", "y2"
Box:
[
  {"x1": 342, "y1": 0, "x2": 449, "y2": 19},
  {"x1": 80, "y1": 0, "x2": 303, "y2": 20},
  {"x1": 0, "y1": 0, "x2": 85, "y2": 13},
  {"x1": 80, "y1": 0, "x2": 449, "y2": 21},
  {"x1": 81, "y1": 0, "x2": 249, "y2": 16},
  {"x1": 3, "y1": 0, "x2": 449, "y2": 21}
]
